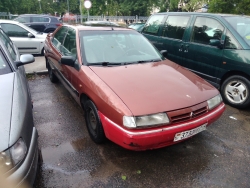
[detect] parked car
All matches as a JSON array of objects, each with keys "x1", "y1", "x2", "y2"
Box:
[
  {"x1": 0, "y1": 19, "x2": 47, "y2": 55},
  {"x1": 141, "y1": 12, "x2": 250, "y2": 108},
  {"x1": 44, "y1": 25, "x2": 225, "y2": 151},
  {"x1": 128, "y1": 22, "x2": 145, "y2": 32},
  {"x1": 14, "y1": 14, "x2": 62, "y2": 33},
  {"x1": 0, "y1": 28, "x2": 38, "y2": 187}
]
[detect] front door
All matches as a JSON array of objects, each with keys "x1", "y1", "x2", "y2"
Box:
[
  {"x1": 182, "y1": 16, "x2": 225, "y2": 87},
  {"x1": 50, "y1": 26, "x2": 68, "y2": 78},
  {"x1": 1, "y1": 23, "x2": 40, "y2": 54}
]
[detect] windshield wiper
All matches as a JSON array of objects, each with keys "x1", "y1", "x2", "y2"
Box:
[
  {"x1": 137, "y1": 59, "x2": 162, "y2": 63},
  {"x1": 87, "y1": 62, "x2": 122, "y2": 66}
]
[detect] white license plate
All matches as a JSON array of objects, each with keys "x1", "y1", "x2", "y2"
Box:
[{"x1": 174, "y1": 123, "x2": 207, "y2": 142}]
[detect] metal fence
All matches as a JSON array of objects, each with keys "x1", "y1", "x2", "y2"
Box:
[
  {"x1": 0, "y1": 12, "x2": 148, "y2": 25},
  {"x1": 0, "y1": 12, "x2": 19, "y2": 19},
  {"x1": 63, "y1": 15, "x2": 149, "y2": 25}
]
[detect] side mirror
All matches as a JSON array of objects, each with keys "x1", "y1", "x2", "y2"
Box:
[
  {"x1": 28, "y1": 33, "x2": 35, "y2": 38},
  {"x1": 15, "y1": 54, "x2": 35, "y2": 67},
  {"x1": 160, "y1": 50, "x2": 168, "y2": 56},
  {"x1": 61, "y1": 56, "x2": 76, "y2": 67},
  {"x1": 209, "y1": 39, "x2": 222, "y2": 48}
]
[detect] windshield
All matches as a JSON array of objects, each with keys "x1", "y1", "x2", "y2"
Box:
[
  {"x1": 80, "y1": 30, "x2": 163, "y2": 65},
  {"x1": 224, "y1": 16, "x2": 250, "y2": 46}
]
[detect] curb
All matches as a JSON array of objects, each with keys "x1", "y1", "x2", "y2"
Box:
[{"x1": 26, "y1": 70, "x2": 48, "y2": 76}]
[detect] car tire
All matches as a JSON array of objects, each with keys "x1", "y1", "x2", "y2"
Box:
[
  {"x1": 48, "y1": 63, "x2": 58, "y2": 83},
  {"x1": 221, "y1": 75, "x2": 250, "y2": 108},
  {"x1": 84, "y1": 100, "x2": 106, "y2": 144}
]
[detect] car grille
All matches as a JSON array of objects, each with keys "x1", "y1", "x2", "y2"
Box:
[{"x1": 167, "y1": 102, "x2": 208, "y2": 124}]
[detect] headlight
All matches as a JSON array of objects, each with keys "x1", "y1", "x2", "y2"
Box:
[
  {"x1": 207, "y1": 94, "x2": 222, "y2": 110},
  {"x1": 123, "y1": 113, "x2": 170, "y2": 128},
  {"x1": 0, "y1": 138, "x2": 27, "y2": 173}
]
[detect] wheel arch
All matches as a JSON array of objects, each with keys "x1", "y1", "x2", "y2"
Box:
[
  {"x1": 220, "y1": 70, "x2": 250, "y2": 90},
  {"x1": 80, "y1": 93, "x2": 91, "y2": 110}
]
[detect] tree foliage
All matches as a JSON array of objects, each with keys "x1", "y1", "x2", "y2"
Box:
[
  {"x1": 208, "y1": 0, "x2": 250, "y2": 15},
  {"x1": 4, "y1": 0, "x2": 249, "y2": 17}
]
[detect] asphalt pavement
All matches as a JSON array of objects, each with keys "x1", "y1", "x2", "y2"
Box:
[{"x1": 24, "y1": 55, "x2": 47, "y2": 74}]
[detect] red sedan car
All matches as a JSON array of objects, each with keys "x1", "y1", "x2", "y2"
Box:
[{"x1": 44, "y1": 25, "x2": 225, "y2": 151}]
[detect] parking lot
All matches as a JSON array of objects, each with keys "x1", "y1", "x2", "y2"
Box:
[{"x1": 29, "y1": 74, "x2": 250, "y2": 188}]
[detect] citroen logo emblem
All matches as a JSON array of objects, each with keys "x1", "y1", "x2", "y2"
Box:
[{"x1": 190, "y1": 112, "x2": 194, "y2": 118}]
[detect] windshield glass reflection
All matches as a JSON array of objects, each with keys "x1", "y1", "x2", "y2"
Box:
[
  {"x1": 224, "y1": 16, "x2": 250, "y2": 47},
  {"x1": 80, "y1": 30, "x2": 163, "y2": 65}
]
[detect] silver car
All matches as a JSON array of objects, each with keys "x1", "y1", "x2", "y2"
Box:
[
  {"x1": 0, "y1": 28, "x2": 38, "y2": 187},
  {"x1": 0, "y1": 19, "x2": 47, "y2": 55}
]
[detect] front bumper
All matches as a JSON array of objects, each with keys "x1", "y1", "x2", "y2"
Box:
[
  {"x1": 7, "y1": 127, "x2": 39, "y2": 187},
  {"x1": 100, "y1": 103, "x2": 225, "y2": 151}
]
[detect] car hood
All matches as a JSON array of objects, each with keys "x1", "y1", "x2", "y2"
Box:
[
  {"x1": 90, "y1": 60, "x2": 219, "y2": 116},
  {"x1": 0, "y1": 73, "x2": 14, "y2": 151}
]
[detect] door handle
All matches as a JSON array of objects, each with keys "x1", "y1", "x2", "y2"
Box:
[
  {"x1": 184, "y1": 45, "x2": 189, "y2": 53},
  {"x1": 179, "y1": 44, "x2": 183, "y2": 52}
]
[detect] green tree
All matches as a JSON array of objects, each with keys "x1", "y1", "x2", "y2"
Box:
[
  {"x1": 182, "y1": 0, "x2": 208, "y2": 12},
  {"x1": 208, "y1": 0, "x2": 250, "y2": 15}
]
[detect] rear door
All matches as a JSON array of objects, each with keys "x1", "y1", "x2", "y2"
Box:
[
  {"x1": 161, "y1": 15, "x2": 191, "y2": 65},
  {"x1": 182, "y1": 16, "x2": 225, "y2": 87},
  {"x1": 142, "y1": 14, "x2": 165, "y2": 51}
]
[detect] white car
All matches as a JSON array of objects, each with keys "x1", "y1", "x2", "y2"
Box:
[{"x1": 0, "y1": 19, "x2": 47, "y2": 55}]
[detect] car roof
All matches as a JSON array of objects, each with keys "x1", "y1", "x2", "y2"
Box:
[
  {"x1": 65, "y1": 24, "x2": 132, "y2": 31},
  {"x1": 0, "y1": 19, "x2": 20, "y2": 24},
  {"x1": 155, "y1": 12, "x2": 250, "y2": 18},
  {"x1": 83, "y1": 21, "x2": 120, "y2": 26},
  {"x1": 17, "y1": 14, "x2": 58, "y2": 18}
]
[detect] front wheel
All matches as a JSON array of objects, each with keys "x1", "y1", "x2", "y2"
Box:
[
  {"x1": 221, "y1": 75, "x2": 250, "y2": 108},
  {"x1": 84, "y1": 100, "x2": 106, "y2": 144}
]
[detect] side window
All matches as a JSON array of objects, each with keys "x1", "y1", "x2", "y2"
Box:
[
  {"x1": 163, "y1": 16, "x2": 190, "y2": 40},
  {"x1": 191, "y1": 17, "x2": 224, "y2": 45},
  {"x1": 0, "y1": 30, "x2": 17, "y2": 60},
  {"x1": 1, "y1": 23, "x2": 29, "y2": 37},
  {"x1": 142, "y1": 15, "x2": 165, "y2": 36},
  {"x1": 32, "y1": 17, "x2": 49, "y2": 23},
  {"x1": 62, "y1": 28, "x2": 76, "y2": 56},
  {"x1": 52, "y1": 26, "x2": 68, "y2": 51},
  {"x1": 224, "y1": 31, "x2": 241, "y2": 49}
]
